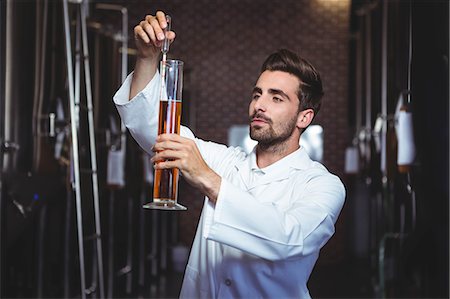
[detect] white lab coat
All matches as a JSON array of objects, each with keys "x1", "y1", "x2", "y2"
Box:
[{"x1": 114, "y1": 72, "x2": 346, "y2": 299}]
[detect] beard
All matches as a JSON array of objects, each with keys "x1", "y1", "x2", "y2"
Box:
[{"x1": 249, "y1": 112, "x2": 298, "y2": 148}]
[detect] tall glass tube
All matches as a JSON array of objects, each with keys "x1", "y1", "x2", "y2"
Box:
[{"x1": 144, "y1": 59, "x2": 186, "y2": 211}]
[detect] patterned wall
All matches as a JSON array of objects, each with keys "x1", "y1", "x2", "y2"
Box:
[{"x1": 102, "y1": 0, "x2": 350, "y2": 262}]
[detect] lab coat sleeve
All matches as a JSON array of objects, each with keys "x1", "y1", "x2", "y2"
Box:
[
  {"x1": 113, "y1": 71, "x2": 160, "y2": 154},
  {"x1": 205, "y1": 172, "x2": 345, "y2": 261},
  {"x1": 113, "y1": 71, "x2": 197, "y2": 154}
]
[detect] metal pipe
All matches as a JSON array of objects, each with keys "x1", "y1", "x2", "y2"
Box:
[
  {"x1": 74, "y1": 11, "x2": 81, "y2": 123},
  {"x1": 406, "y1": 1, "x2": 416, "y2": 232},
  {"x1": 32, "y1": 0, "x2": 42, "y2": 170},
  {"x1": 380, "y1": 0, "x2": 388, "y2": 175},
  {"x1": 107, "y1": 190, "x2": 115, "y2": 298},
  {"x1": 94, "y1": 28, "x2": 100, "y2": 126},
  {"x1": 365, "y1": 12, "x2": 372, "y2": 169},
  {"x1": 62, "y1": 1, "x2": 87, "y2": 297},
  {"x1": 80, "y1": 2, "x2": 105, "y2": 297},
  {"x1": 36, "y1": 205, "x2": 47, "y2": 298},
  {"x1": 138, "y1": 183, "x2": 147, "y2": 288},
  {"x1": 126, "y1": 195, "x2": 133, "y2": 294},
  {"x1": 407, "y1": 0, "x2": 412, "y2": 104},
  {"x1": 95, "y1": 5, "x2": 130, "y2": 296},
  {"x1": 35, "y1": 0, "x2": 49, "y2": 171},
  {"x1": 120, "y1": 7, "x2": 128, "y2": 152},
  {"x1": 0, "y1": 0, "x2": 6, "y2": 294},
  {"x1": 355, "y1": 30, "x2": 363, "y2": 135},
  {"x1": 150, "y1": 210, "x2": 158, "y2": 296},
  {"x1": 3, "y1": 0, "x2": 13, "y2": 172},
  {"x1": 63, "y1": 183, "x2": 73, "y2": 298}
]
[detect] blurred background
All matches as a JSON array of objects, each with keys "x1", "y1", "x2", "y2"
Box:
[{"x1": 0, "y1": 0, "x2": 448, "y2": 298}]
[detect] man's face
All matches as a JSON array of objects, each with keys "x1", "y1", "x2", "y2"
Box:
[{"x1": 249, "y1": 70, "x2": 302, "y2": 147}]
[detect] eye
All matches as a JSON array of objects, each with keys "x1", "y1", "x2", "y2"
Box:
[
  {"x1": 252, "y1": 94, "x2": 260, "y2": 101},
  {"x1": 273, "y1": 96, "x2": 283, "y2": 102}
]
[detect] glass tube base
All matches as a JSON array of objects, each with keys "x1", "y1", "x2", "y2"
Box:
[{"x1": 143, "y1": 201, "x2": 187, "y2": 211}]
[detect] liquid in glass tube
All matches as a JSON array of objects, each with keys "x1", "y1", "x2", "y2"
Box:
[{"x1": 153, "y1": 99, "x2": 182, "y2": 207}]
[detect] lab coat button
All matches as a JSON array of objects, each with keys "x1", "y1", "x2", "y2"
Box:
[{"x1": 225, "y1": 279, "x2": 232, "y2": 286}]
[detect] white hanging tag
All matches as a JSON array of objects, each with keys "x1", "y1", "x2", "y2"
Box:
[
  {"x1": 345, "y1": 146, "x2": 359, "y2": 174},
  {"x1": 107, "y1": 149, "x2": 125, "y2": 188}
]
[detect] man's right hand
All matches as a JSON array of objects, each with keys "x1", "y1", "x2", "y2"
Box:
[
  {"x1": 134, "y1": 11, "x2": 176, "y2": 60},
  {"x1": 129, "y1": 11, "x2": 176, "y2": 100}
]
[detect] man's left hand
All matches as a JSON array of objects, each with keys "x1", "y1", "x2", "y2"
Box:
[{"x1": 151, "y1": 134, "x2": 221, "y2": 203}]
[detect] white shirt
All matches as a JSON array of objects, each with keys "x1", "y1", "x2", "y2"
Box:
[{"x1": 114, "y1": 72, "x2": 346, "y2": 299}]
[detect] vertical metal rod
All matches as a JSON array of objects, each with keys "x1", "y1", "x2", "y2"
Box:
[
  {"x1": 93, "y1": 29, "x2": 100, "y2": 126},
  {"x1": 80, "y1": 2, "x2": 105, "y2": 297},
  {"x1": 406, "y1": 1, "x2": 416, "y2": 232},
  {"x1": 365, "y1": 12, "x2": 372, "y2": 168},
  {"x1": 120, "y1": 9, "x2": 132, "y2": 294},
  {"x1": 32, "y1": 0, "x2": 42, "y2": 170},
  {"x1": 408, "y1": 173, "x2": 416, "y2": 231},
  {"x1": 126, "y1": 196, "x2": 133, "y2": 294},
  {"x1": 74, "y1": 13, "x2": 81, "y2": 114},
  {"x1": 62, "y1": 1, "x2": 86, "y2": 298},
  {"x1": 160, "y1": 212, "x2": 168, "y2": 294},
  {"x1": 49, "y1": 1, "x2": 57, "y2": 110},
  {"x1": 120, "y1": 7, "x2": 128, "y2": 151},
  {"x1": 34, "y1": 0, "x2": 49, "y2": 172},
  {"x1": 138, "y1": 184, "x2": 146, "y2": 288},
  {"x1": 89, "y1": 242, "x2": 98, "y2": 298},
  {"x1": 0, "y1": 0, "x2": 7, "y2": 295},
  {"x1": 107, "y1": 191, "x2": 115, "y2": 298},
  {"x1": 63, "y1": 184, "x2": 73, "y2": 298},
  {"x1": 4, "y1": 0, "x2": 13, "y2": 171},
  {"x1": 150, "y1": 210, "x2": 158, "y2": 296},
  {"x1": 379, "y1": 3, "x2": 389, "y2": 290},
  {"x1": 363, "y1": 9, "x2": 378, "y2": 275},
  {"x1": 36, "y1": 205, "x2": 47, "y2": 298},
  {"x1": 378, "y1": 234, "x2": 387, "y2": 298},
  {"x1": 0, "y1": 186, "x2": 2, "y2": 298},
  {"x1": 407, "y1": 0, "x2": 412, "y2": 104},
  {"x1": 380, "y1": 0, "x2": 388, "y2": 175},
  {"x1": 161, "y1": 213, "x2": 167, "y2": 271},
  {"x1": 356, "y1": 30, "x2": 363, "y2": 135},
  {"x1": 94, "y1": 6, "x2": 128, "y2": 296}
]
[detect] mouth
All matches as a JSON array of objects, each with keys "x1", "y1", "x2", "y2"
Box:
[
  {"x1": 251, "y1": 118, "x2": 268, "y2": 125},
  {"x1": 250, "y1": 113, "x2": 271, "y2": 125}
]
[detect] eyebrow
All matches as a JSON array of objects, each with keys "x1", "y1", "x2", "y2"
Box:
[
  {"x1": 268, "y1": 88, "x2": 291, "y2": 101},
  {"x1": 252, "y1": 86, "x2": 291, "y2": 101}
]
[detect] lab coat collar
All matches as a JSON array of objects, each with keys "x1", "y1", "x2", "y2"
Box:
[{"x1": 235, "y1": 146, "x2": 312, "y2": 189}]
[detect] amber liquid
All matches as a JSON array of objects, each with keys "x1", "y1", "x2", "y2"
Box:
[{"x1": 153, "y1": 100, "x2": 182, "y2": 207}]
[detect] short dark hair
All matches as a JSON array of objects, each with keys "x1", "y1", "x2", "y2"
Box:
[{"x1": 261, "y1": 49, "x2": 324, "y2": 116}]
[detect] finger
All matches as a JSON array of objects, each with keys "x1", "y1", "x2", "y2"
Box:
[
  {"x1": 148, "y1": 15, "x2": 165, "y2": 41},
  {"x1": 140, "y1": 19, "x2": 159, "y2": 45},
  {"x1": 157, "y1": 133, "x2": 184, "y2": 142},
  {"x1": 153, "y1": 140, "x2": 185, "y2": 153},
  {"x1": 155, "y1": 11, "x2": 168, "y2": 29},
  {"x1": 153, "y1": 149, "x2": 184, "y2": 162},
  {"x1": 167, "y1": 31, "x2": 176, "y2": 42},
  {"x1": 154, "y1": 159, "x2": 178, "y2": 170},
  {"x1": 134, "y1": 25, "x2": 150, "y2": 44}
]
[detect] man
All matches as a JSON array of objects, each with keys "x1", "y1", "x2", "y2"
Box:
[{"x1": 114, "y1": 11, "x2": 345, "y2": 299}]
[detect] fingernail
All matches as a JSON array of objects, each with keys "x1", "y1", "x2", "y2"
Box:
[{"x1": 157, "y1": 33, "x2": 165, "y2": 40}]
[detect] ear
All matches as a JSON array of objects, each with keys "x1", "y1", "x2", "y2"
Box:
[{"x1": 296, "y1": 108, "x2": 314, "y2": 129}]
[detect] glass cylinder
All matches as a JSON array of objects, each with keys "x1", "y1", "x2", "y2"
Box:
[{"x1": 144, "y1": 59, "x2": 186, "y2": 211}]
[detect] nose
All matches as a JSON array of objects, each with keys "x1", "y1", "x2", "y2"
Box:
[{"x1": 253, "y1": 95, "x2": 268, "y2": 112}]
